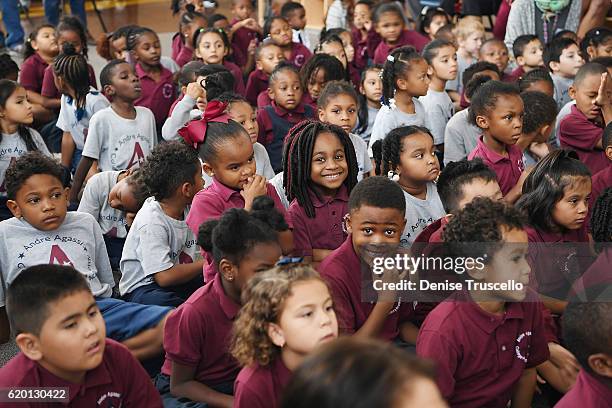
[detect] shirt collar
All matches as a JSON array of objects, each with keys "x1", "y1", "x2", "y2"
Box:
[
  {"x1": 135, "y1": 63, "x2": 172, "y2": 81},
  {"x1": 476, "y1": 136, "x2": 515, "y2": 164},
  {"x1": 458, "y1": 292, "x2": 526, "y2": 334},
  {"x1": 210, "y1": 178, "x2": 242, "y2": 202},
  {"x1": 272, "y1": 100, "x2": 306, "y2": 116},
  {"x1": 254, "y1": 69, "x2": 269, "y2": 81},
  {"x1": 212, "y1": 272, "x2": 241, "y2": 320},
  {"x1": 309, "y1": 184, "x2": 349, "y2": 208}
]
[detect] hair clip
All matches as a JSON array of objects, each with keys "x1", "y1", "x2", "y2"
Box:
[
  {"x1": 387, "y1": 171, "x2": 400, "y2": 182},
  {"x1": 387, "y1": 55, "x2": 395, "y2": 63},
  {"x1": 276, "y1": 256, "x2": 304, "y2": 266}
]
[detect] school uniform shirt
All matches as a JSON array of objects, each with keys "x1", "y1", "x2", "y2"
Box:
[
  {"x1": 368, "y1": 98, "x2": 430, "y2": 157},
  {"x1": 292, "y1": 28, "x2": 311, "y2": 51},
  {"x1": 222, "y1": 60, "x2": 246, "y2": 95},
  {"x1": 468, "y1": 136, "x2": 525, "y2": 196},
  {"x1": 568, "y1": 246, "x2": 612, "y2": 301},
  {"x1": 287, "y1": 42, "x2": 312, "y2": 68},
  {"x1": 234, "y1": 358, "x2": 292, "y2": 408},
  {"x1": 551, "y1": 74, "x2": 574, "y2": 110},
  {"x1": 161, "y1": 272, "x2": 241, "y2": 386},
  {"x1": 590, "y1": 164, "x2": 612, "y2": 213},
  {"x1": 0, "y1": 339, "x2": 163, "y2": 408},
  {"x1": 77, "y1": 171, "x2": 129, "y2": 239},
  {"x1": 559, "y1": 105, "x2": 608, "y2": 175},
  {"x1": 556, "y1": 369, "x2": 612, "y2": 408},
  {"x1": 288, "y1": 185, "x2": 349, "y2": 257},
  {"x1": 372, "y1": 30, "x2": 430, "y2": 65},
  {"x1": 41, "y1": 63, "x2": 97, "y2": 99},
  {"x1": 414, "y1": 216, "x2": 448, "y2": 244},
  {"x1": 186, "y1": 178, "x2": 288, "y2": 237},
  {"x1": 246, "y1": 69, "x2": 270, "y2": 107},
  {"x1": 400, "y1": 184, "x2": 445, "y2": 248},
  {"x1": 0, "y1": 129, "x2": 51, "y2": 197},
  {"x1": 230, "y1": 19, "x2": 260, "y2": 68},
  {"x1": 416, "y1": 290, "x2": 550, "y2": 408},
  {"x1": 202, "y1": 142, "x2": 275, "y2": 186},
  {"x1": 506, "y1": 66, "x2": 525, "y2": 83},
  {"x1": 162, "y1": 94, "x2": 203, "y2": 141},
  {"x1": 443, "y1": 109, "x2": 481, "y2": 165},
  {"x1": 352, "y1": 28, "x2": 381, "y2": 70},
  {"x1": 56, "y1": 88, "x2": 110, "y2": 150},
  {"x1": 318, "y1": 236, "x2": 414, "y2": 340},
  {"x1": 0, "y1": 212, "x2": 114, "y2": 307},
  {"x1": 172, "y1": 32, "x2": 193, "y2": 67},
  {"x1": 354, "y1": 105, "x2": 379, "y2": 144},
  {"x1": 82, "y1": 106, "x2": 156, "y2": 172},
  {"x1": 554, "y1": 101, "x2": 575, "y2": 147},
  {"x1": 119, "y1": 197, "x2": 198, "y2": 296},
  {"x1": 419, "y1": 89, "x2": 455, "y2": 145},
  {"x1": 19, "y1": 53, "x2": 49, "y2": 94},
  {"x1": 134, "y1": 63, "x2": 176, "y2": 130}
]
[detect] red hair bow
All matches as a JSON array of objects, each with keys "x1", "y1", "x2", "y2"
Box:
[{"x1": 178, "y1": 100, "x2": 231, "y2": 149}]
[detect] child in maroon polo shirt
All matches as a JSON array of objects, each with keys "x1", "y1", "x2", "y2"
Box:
[
  {"x1": 20, "y1": 24, "x2": 58, "y2": 106},
  {"x1": 0, "y1": 265, "x2": 162, "y2": 408},
  {"x1": 560, "y1": 63, "x2": 611, "y2": 175},
  {"x1": 232, "y1": 265, "x2": 338, "y2": 408},
  {"x1": 246, "y1": 41, "x2": 284, "y2": 107},
  {"x1": 468, "y1": 80, "x2": 530, "y2": 203},
  {"x1": 417, "y1": 198, "x2": 550, "y2": 408},
  {"x1": 171, "y1": 6, "x2": 207, "y2": 67},
  {"x1": 229, "y1": 0, "x2": 262, "y2": 72},
  {"x1": 319, "y1": 177, "x2": 418, "y2": 342},
  {"x1": 557, "y1": 302, "x2": 612, "y2": 407},
  {"x1": 265, "y1": 16, "x2": 312, "y2": 69},
  {"x1": 157, "y1": 207, "x2": 282, "y2": 407},
  {"x1": 352, "y1": 1, "x2": 381, "y2": 70},
  {"x1": 589, "y1": 123, "x2": 612, "y2": 213}
]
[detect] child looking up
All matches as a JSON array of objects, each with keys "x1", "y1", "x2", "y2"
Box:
[
  {"x1": 510, "y1": 35, "x2": 544, "y2": 80},
  {"x1": 368, "y1": 46, "x2": 431, "y2": 157},
  {"x1": 0, "y1": 265, "x2": 163, "y2": 407},
  {"x1": 157, "y1": 207, "x2": 282, "y2": 407},
  {"x1": 372, "y1": 3, "x2": 429, "y2": 64},
  {"x1": 544, "y1": 37, "x2": 585, "y2": 110},
  {"x1": 172, "y1": 5, "x2": 208, "y2": 67},
  {"x1": 299, "y1": 53, "x2": 346, "y2": 109},
  {"x1": 246, "y1": 41, "x2": 284, "y2": 106},
  {"x1": 445, "y1": 17, "x2": 485, "y2": 103},
  {"x1": 353, "y1": 65, "x2": 382, "y2": 143},
  {"x1": 257, "y1": 62, "x2": 315, "y2": 172},
  {"x1": 468, "y1": 80, "x2": 529, "y2": 203},
  {"x1": 264, "y1": 16, "x2": 312, "y2": 68},
  {"x1": 232, "y1": 265, "x2": 338, "y2": 408},
  {"x1": 120, "y1": 141, "x2": 204, "y2": 307},
  {"x1": 70, "y1": 60, "x2": 157, "y2": 205}
]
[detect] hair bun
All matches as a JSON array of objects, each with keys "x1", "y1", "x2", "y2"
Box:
[
  {"x1": 61, "y1": 41, "x2": 78, "y2": 56},
  {"x1": 251, "y1": 196, "x2": 275, "y2": 212}
]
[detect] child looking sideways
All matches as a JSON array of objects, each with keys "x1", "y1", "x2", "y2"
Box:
[
  {"x1": 120, "y1": 141, "x2": 204, "y2": 307},
  {"x1": 518, "y1": 91, "x2": 557, "y2": 167},
  {"x1": 353, "y1": 65, "x2": 382, "y2": 143},
  {"x1": 232, "y1": 265, "x2": 338, "y2": 408},
  {"x1": 544, "y1": 37, "x2": 585, "y2": 110},
  {"x1": 264, "y1": 16, "x2": 312, "y2": 68},
  {"x1": 246, "y1": 41, "x2": 284, "y2": 106},
  {"x1": 418, "y1": 6, "x2": 451, "y2": 40},
  {"x1": 20, "y1": 24, "x2": 58, "y2": 112},
  {"x1": 510, "y1": 35, "x2": 544, "y2": 80},
  {"x1": 172, "y1": 5, "x2": 208, "y2": 67}
]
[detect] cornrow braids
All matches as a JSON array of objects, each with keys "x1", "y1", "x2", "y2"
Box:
[
  {"x1": 282, "y1": 120, "x2": 358, "y2": 218},
  {"x1": 518, "y1": 67, "x2": 553, "y2": 93},
  {"x1": 178, "y1": 4, "x2": 207, "y2": 45},
  {"x1": 56, "y1": 16, "x2": 88, "y2": 59},
  {"x1": 126, "y1": 26, "x2": 156, "y2": 52},
  {"x1": 0, "y1": 80, "x2": 39, "y2": 152},
  {"x1": 380, "y1": 126, "x2": 434, "y2": 174},
  {"x1": 590, "y1": 188, "x2": 612, "y2": 252},
  {"x1": 53, "y1": 42, "x2": 90, "y2": 110},
  {"x1": 381, "y1": 46, "x2": 422, "y2": 106}
]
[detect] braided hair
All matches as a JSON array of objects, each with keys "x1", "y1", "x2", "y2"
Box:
[
  {"x1": 0, "y1": 80, "x2": 39, "y2": 152},
  {"x1": 518, "y1": 67, "x2": 553, "y2": 93},
  {"x1": 590, "y1": 188, "x2": 612, "y2": 252},
  {"x1": 126, "y1": 26, "x2": 157, "y2": 53},
  {"x1": 372, "y1": 125, "x2": 434, "y2": 174},
  {"x1": 178, "y1": 4, "x2": 207, "y2": 46},
  {"x1": 381, "y1": 46, "x2": 423, "y2": 106},
  {"x1": 282, "y1": 120, "x2": 358, "y2": 218},
  {"x1": 53, "y1": 42, "x2": 90, "y2": 110},
  {"x1": 299, "y1": 54, "x2": 346, "y2": 99}
]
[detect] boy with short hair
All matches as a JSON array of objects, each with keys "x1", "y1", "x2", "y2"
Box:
[
  {"x1": 479, "y1": 38, "x2": 510, "y2": 80},
  {"x1": 281, "y1": 2, "x2": 310, "y2": 50},
  {"x1": 559, "y1": 62, "x2": 611, "y2": 175},
  {"x1": 544, "y1": 37, "x2": 585, "y2": 109},
  {"x1": 0, "y1": 265, "x2": 163, "y2": 407},
  {"x1": 518, "y1": 91, "x2": 558, "y2": 166},
  {"x1": 446, "y1": 17, "x2": 485, "y2": 103},
  {"x1": 417, "y1": 197, "x2": 550, "y2": 408},
  {"x1": 0, "y1": 152, "x2": 170, "y2": 358},
  {"x1": 119, "y1": 141, "x2": 205, "y2": 307},
  {"x1": 556, "y1": 301, "x2": 612, "y2": 406},
  {"x1": 510, "y1": 35, "x2": 544, "y2": 81},
  {"x1": 245, "y1": 40, "x2": 285, "y2": 106}
]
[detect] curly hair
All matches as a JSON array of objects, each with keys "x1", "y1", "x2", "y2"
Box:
[
  {"x1": 371, "y1": 125, "x2": 434, "y2": 175},
  {"x1": 140, "y1": 141, "x2": 200, "y2": 201},
  {"x1": 380, "y1": 46, "x2": 424, "y2": 106},
  {"x1": 436, "y1": 157, "x2": 497, "y2": 213},
  {"x1": 5, "y1": 152, "x2": 63, "y2": 200},
  {"x1": 124, "y1": 168, "x2": 150, "y2": 211},
  {"x1": 590, "y1": 187, "x2": 612, "y2": 252},
  {"x1": 231, "y1": 264, "x2": 326, "y2": 367}
]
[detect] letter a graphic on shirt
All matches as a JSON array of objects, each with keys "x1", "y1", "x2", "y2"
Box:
[
  {"x1": 179, "y1": 252, "x2": 193, "y2": 264},
  {"x1": 127, "y1": 142, "x2": 145, "y2": 169},
  {"x1": 0, "y1": 157, "x2": 17, "y2": 192},
  {"x1": 49, "y1": 244, "x2": 74, "y2": 267}
]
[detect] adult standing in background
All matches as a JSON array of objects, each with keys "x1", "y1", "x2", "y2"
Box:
[
  {"x1": 44, "y1": 0, "x2": 87, "y2": 29},
  {"x1": 325, "y1": 0, "x2": 352, "y2": 29},
  {"x1": 1, "y1": 0, "x2": 25, "y2": 53}
]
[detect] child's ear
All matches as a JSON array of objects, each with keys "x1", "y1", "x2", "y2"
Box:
[
  {"x1": 466, "y1": 262, "x2": 488, "y2": 280},
  {"x1": 5, "y1": 199, "x2": 21, "y2": 218},
  {"x1": 317, "y1": 108, "x2": 326, "y2": 122},
  {"x1": 267, "y1": 87, "x2": 275, "y2": 100},
  {"x1": 396, "y1": 78, "x2": 408, "y2": 91},
  {"x1": 15, "y1": 333, "x2": 44, "y2": 361},
  {"x1": 568, "y1": 85, "x2": 577, "y2": 100},
  {"x1": 548, "y1": 61, "x2": 560, "y2": 73},
  {"x1": 267, "y1": 322, "x2": 286, "y2": 348},
  {"x1": 202, "y1": 162, "x2": 214, "y2": 177},
  {"x1": 255, "y1": 60, "x2": 263, "y2": 71},
  {"x1": 103, "y1": 84, "x2": 115, "y2": 98},
  {"x1": 588, "y1": 353, "x2": 612, "y2": 379},
  {"x1": 219, "y1": 258, "x2": 236, "y2": 282},
  {"x1": 516, "y1": 56, "x2": 525, "y2": 67},
  {"x1": 345, "y1": 214, "x2": 352, "y2": 234},
  {"x1": 475, "y1": 114, "x2": 489, "y2": 130},
  {"x1": 181, "y1": 85, "x2": 188, "y2": 95},
  {"x1": 427, "y1": 65, "x2": 434, "y2": 76},
  {"x1": 194, "y1": 48, "x2": 202, "y2": 59},
  {"x1": 586, "y1": 45, "x2": 595, "y2": 60}
]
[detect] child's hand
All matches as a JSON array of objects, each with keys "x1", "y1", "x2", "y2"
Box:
[
  {"x1": 241, "y1": 175, "x2": 268, "y2": 208},
  {"x1": 240, "y1": 18, "x2": 259, "y2": 32},
  {"x1": 247, "y1": 39, "x2": 257, "y2": 56},
  {"x1": 594, "y1": 72, "x2": 611, "y2": 107},
  {"x1": 185, "y1": 82, "x2": 204, "y2": 101}
]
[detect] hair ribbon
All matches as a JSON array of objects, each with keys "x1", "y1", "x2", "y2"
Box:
[{"x1": 178, "y1": 100, "x2": 231, "y2": 149}]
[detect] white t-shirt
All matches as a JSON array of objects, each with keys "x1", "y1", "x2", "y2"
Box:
[
  {"x1": 82, "y1": 106, "x2": 157, "y2": 172},
  {"x1": 443, "y1": 108, "x2": 481, "y2": 165},
  {"x1": 0, "y1": 128, "x2": 51, "y2": 197},
  {"x1": 77, "y1": 171, "x2": 129, "y2": 238},
  {"x1": 56, "y1": 88, "x2": 110, "y2": 150},
  {"x1": 419, "y1": 89, "x2": 454, "y2": 145},
  {"x1": 400, "y1": 183, "x2": 445, "y2": 248},
  {"x1": 368, "y1": 98, "x2": 431, "y2": 157},
  {"x1": 269, "y1": 172, "x2": 290, "y2": 209},
  {"x1": 119, "y1": 197, "x2": 199, "y2": 295},
  {"x1": 0, "y1": 212, "x2": 114, "y2": 306}
]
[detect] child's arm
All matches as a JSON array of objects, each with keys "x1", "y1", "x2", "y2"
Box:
[
  {"x1": 60, "y1": 132, "x2": 76, "y2": 169},
  {"x1": 503, "y1": 167, "x2": 532, "y2": 204},
  {"x1": 399, "y1": 321, "x2": 420, "y2": 345},
  {"x1": 153, "y1": 260, "x2": 204, "y2": 288},
  {"x1": 162, "y1": 92, "x2": 198, "y2": 141},
  {"x1": 170, "y1": 362, "x2": 233, "y2": 408},
  {"x1": 41, "y1": 96, "x2": 61, "y2": 110},
  {"x1": 70, "y1": 157, "x2": 95, "y2": 204},
  {"x1": 511, "y1": 367, "x2": 537, "y2": 408}
]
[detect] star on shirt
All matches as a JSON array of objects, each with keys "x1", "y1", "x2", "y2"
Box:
[{"x1": 18, "y1": 253, "x2": 24, "y2": 259}]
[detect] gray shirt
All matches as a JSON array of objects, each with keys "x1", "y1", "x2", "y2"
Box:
[
  {"x1": 354, "y1": 105, "x2": 380, "y2": 144},
  {"x1": 56, "y1": 88, "x2": 110, "y2": 150},
  {"x1": 0, "y1": 212, "x2": 114, "y2": 306},
  {"x1": 551, "y1": 74, "x2": 574, "y2": 111},
  {"x1": 401, "y1": 183, "x2": 445, "y2": 248},
  {"x1": 77, "y1": 171, "x2": 129, "y2": 238},
  {"x1": 161, "y1": 95, "x2": 202, "y2": 142},
  {"x1": 119, "y1": 197, "x2": 199, "y2": 295},
  {"x1": 554, "y1": 100, "x2": 575, "y2": 147},
  {"x1": 419, "y1": 89, "x2": 455, "y2": 145},
  {"x1": 443, "y1": 108, "x2": 481, "y2": 165}
]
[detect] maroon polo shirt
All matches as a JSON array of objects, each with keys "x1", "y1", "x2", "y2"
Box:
[
  {"x1": 222, "y1": 60, "x2": 246, "y2": 95},
  {"x1": 416, "y1": 290, "x2": 549, "y2": 408},
  {"x1": 559, "y1": 105, "x2": 608, "y2": 175},
  {"x1": 555, "y1": 370, "x2": 612, "y2": 407},
  {"x1": 0, "y1": 339, "x2": 162, "y2": 407},
  {"x1": 287, "y1": 42, "x2": 312, "y2": 68},
  {"x1": 468, "y1": 136, "x2": 525, "y2": 196},
  {"x1": 373, "y1": 30, "x2": 430, "y2": 65},
  {"x1": 233, "y1": 357, "x2": 292, "y2": 408},
  {"x1": 246, "y1": 69, "x2": 269, "y2": 107},
  {"x1": 230, "y1": 18, "x2": 260, "y2": 68},
  {"x1": 351, "y1": 27, "x2": 381, "y2": 70},
  {"x1": 41, "y1": 63, "x2": 97, "y2": 99},
  {"x1": 186, "y1": 178, "x2": 288, "y2": 237},
  {"x1": 589, "y1": 164, "x2": 612, "y2": 212},
  {"x1": 287, "y1": 185, "x2": 349, "y2": 257},
  {"x1": 302, "y1": 92, "x2": 317, "y2": 111},
  {"x1": 161, "y1": 272, "x2": 241, "y2": 385},
  {"x1": 257, "y1": 89, "x2": 272, "y2": 108},
  {"x1": 506, "y1": 66, "x2": 525, "y2": 83},
  {"x1": 20, "y1": 53, "x2": 49, "y2": 94},
  {"x1": 318, "y1": 236, "x2": 414, "y2": 340},
  {"x1": 256, "y1": 101, "x2": 313, "y2": 146},
  {"x1": 134, "y1": 63, "x2": 176, "y2": 129},
  {"x1": 172, "y1": 33, "x2": 194, "y2": 67}
]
